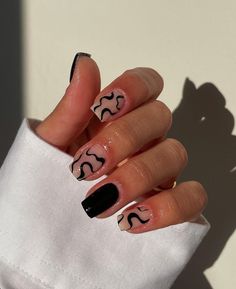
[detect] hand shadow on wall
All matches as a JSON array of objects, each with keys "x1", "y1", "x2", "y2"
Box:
[{"x1": 169, "y1": 79, "x2": 236, "y2": 289}]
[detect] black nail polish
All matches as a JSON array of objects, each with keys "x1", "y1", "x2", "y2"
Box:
[
  {"x1": 69, "y1": 52, "x2": 91, "y2": 82},
  {"x1": 81, "y1": 183, "x2": 119, "y2": 218}
]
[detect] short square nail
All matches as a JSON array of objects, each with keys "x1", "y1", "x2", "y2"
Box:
[
  {"x1": 117, "y1": 206, "x2": 152, "y2": 231},
  {"x1": 69, "y1": 52, "x2": 91, "y2": 82},
  {"x1": 81, "y1": 183, "x2": 119, "y2": 218},
  {"x1": 70, "y1": 144, "x2": 105, "y2": 181},
  {"x1": 90, "y1": 90, "x2": 125, "y2": 122}
]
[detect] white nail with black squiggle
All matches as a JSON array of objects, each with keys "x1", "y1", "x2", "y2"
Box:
[
  {"x1": 117, "y1": 206, "x2": 152, "y2": 231},
  {"x1": 70, "y1": 145, "x2": 105, "y2": 180},
  {"x1": 90, "y1": 90, "x2": 125, "y2": 122}
]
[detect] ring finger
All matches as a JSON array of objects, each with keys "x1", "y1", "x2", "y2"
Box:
[{"x1": 81, "y1": 138, "x2": 188, "y2": 218}]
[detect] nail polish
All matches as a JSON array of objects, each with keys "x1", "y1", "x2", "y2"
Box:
[
  {"x1": 69, "y1": 52, "x2": 91, "y2": 82},
  {"x1": 70, "y1": 145, "x2": 105, "y2": 181},
  {"x1": 90, "y1": 90, "x2": 125, "y2": 122},
  {"x1": 81, "y1": 183, "x2": 119, "y2": 218},
  {"x1": 117, "y1": 206, "x2": 152, "y2": 231}
]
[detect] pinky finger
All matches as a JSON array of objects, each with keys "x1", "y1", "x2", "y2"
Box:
[{"x1": 117, "y1": 181, "x2": 208, "y2": 234}]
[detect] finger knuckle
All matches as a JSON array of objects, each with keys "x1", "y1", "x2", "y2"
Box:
[
  {"x1": 138, "y1": 67, "x2": 164, "y2": 86},
  {"x1": 155, "y1": 100, "x2": 172, "y2": 130},
  {"x1": 123, "y1": 68, "x2": 134, "y2": 75},
  {"x1": 122, "y1": 70, "x2": 150, "y2": 98},
  {"x1": 165, "y1": 192, "x2": 185, "y2": 223},
  {"x1": 189, "y1": 181, "x2": 208, "y2": 210},
  {"x1": 124, "y1": 67, "x2": 164, "y2": 95},
  {"x1": 146, "y1": 67, "x2": 163, "y2": 79},
  {"x1": 128, "y1": 159, "x2": 153, "y2": 187},
  {"x1": 145, "y1": 68, "x2": 164, "y2": 91},
  {"x1": 123, "y1": 68, "x2": 144, "y2": 84},
  {"x1": 145, "y1": 101, "x2": 172, "y2": 134},
  {"x1": 107, "y1": 119, "x2": 137, "y2": 149},
  {"x1": 165, "y1": 138, "x2": 188, "y2": 166}
]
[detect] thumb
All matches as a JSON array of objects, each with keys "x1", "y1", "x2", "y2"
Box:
[{"x1": 35, "y1": 52, "x2": 101, "y2": 151}]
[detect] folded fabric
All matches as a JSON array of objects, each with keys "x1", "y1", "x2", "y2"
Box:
[{"x1": 0, "y1": 118, "x2": 210, "y2": 289}]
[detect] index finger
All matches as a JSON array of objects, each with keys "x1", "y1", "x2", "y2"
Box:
[{"x1": 90, "y1": 67, "x2": 164, "y2": 122}]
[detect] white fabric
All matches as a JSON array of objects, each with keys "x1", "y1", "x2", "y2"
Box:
[{"x1": 0, "y1": 118, "x2": 210, "y2": 289}]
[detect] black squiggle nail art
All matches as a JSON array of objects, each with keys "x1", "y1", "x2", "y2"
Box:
[
  {"x1": 91, "y1": 91, "x2": 125, "y2": 121},
  {"x1": 117, "y1": 214, "x2": 124, "y2": 224},
  {"x1": 116, "y1": 95, "x2": 124, "y2": 110},
  {"x1": 70, "y1": 146, "x2": 105, "y2": 181},
  {"x1": 86, "y1": 149, "x2": 105, "y2": 165},
  {"x1": 71, "y1": 153, "x2": 83, "y2": 173},
  {"x1": 126, "y1": 212, "x2": 150, "y2": 230},
  {"x1": 137, "y1": 206, "x2": 149, "y2": 212},
  {"x1": 117, "y1": 206, "x2": 151, "y2": 231},
  {"x1": 76, "y1": 161, "x2": 95, "y2": 180},
  {"x1": 93, "y1": 92, "x2": 116, "y2": 111},
  {"x1": 100, "y1": 108, "x2": 117, "y2": 120}
]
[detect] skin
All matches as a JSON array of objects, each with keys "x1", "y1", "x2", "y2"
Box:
[{"x1": 35, "y1": 55, "x2": 208, "y2": 234}]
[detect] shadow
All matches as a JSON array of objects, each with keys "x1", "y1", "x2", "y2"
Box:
[
  {"x1": 169, "y1": 79, "x2": 236, "y2": 289},
  {"x1": 0, "y1": 1, "x2": 23, "y2": 165}
]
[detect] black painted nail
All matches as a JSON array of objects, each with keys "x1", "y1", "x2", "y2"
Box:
[
  {"x1": 69, "y1": 52, "x2": 91, "y2": 82},
  {"x1": 81, "y1": 183, "x2": 119, "y2": 218}
]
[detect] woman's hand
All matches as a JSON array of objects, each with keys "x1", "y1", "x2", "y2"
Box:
[{"x1": 36, "y1": 53, "x2": 208, "y2": 233}]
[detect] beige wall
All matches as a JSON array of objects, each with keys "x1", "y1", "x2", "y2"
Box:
[{"x1": 23, "y1": 1, "x2": 236, "y2": 288}]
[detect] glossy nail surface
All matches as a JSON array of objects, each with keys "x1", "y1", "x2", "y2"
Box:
[
  {"x1": 117, "y1": 206, "x2": 152, "y2": 231},
  {"x1": 81, "y1": 183, "x2": 119, "y2": 218},
  {"x1": 70, "y1": 145, "x2": 105, "y2": 181},
  {"x1": 90, "y1": 90, "x2": 125, "y2": 122},
  {"x1": 69, "y1": 52, "x2": 91, "y2": 82}
]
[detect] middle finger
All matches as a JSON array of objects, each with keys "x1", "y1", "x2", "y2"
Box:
[
  {"x1": 69, "y1": 100, "x2": 172, "y2": 181},
  {"x1": 81, "y1": 138, "x2": 188, "y2": 218}
]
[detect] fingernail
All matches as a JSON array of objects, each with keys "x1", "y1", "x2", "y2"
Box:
[
  {"x1": 81, "y1": 183, "x2": 119, "y2": 218},
  {"x1": 69, "y1": 144, "x2": 105, "y2": 181},
  {"x1": 117, "y1": 206, "x2": 152, "y2": 231},
  {"x1": 69, "y1": 52, "x2": 91, "y2": 82},
  {"x1": 90, "y1": 90, "x2": 125, "y2": 122}
]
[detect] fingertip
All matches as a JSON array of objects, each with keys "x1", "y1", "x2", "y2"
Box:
[
  {"x1": 70, "y1": 52, "x2": 100, "y2": 91},
  {"x1": 69, "y1": 52, "x2": 92, "y2": 82}
]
